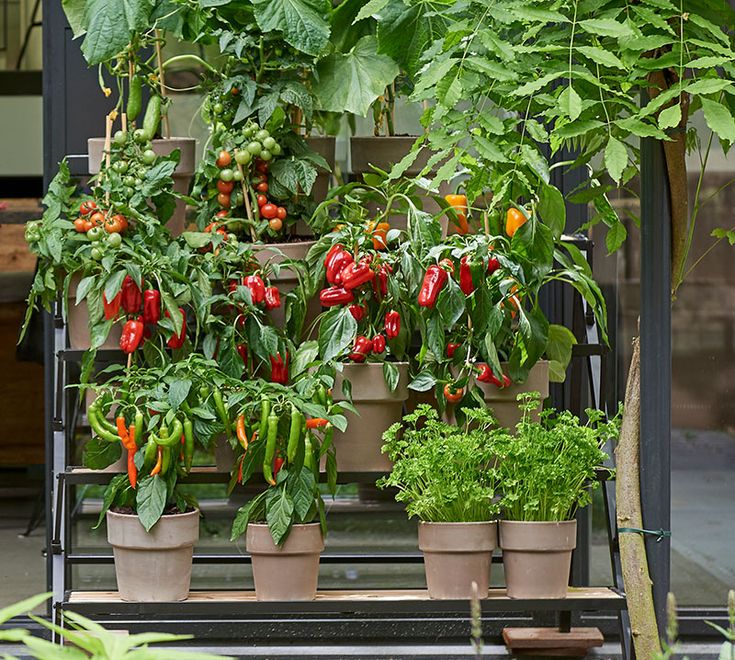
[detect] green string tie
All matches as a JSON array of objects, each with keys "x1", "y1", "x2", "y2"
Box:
[{"x1": 618, "y1": 527, "x2": 671, "y2": 543}]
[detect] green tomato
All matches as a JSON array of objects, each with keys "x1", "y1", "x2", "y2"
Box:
[
  {"x1": 113, "y1": 130, "x2": 127, "y2": 146},
  {"x1": 124, "y1": 186, "x2": 135, "y2": 198},
  {"x1": 133, "y1": 128, "x2": 147, "y2": 144},
  {"x1": 247, "y1": 141, "x2": 262, "y2": 155},
  {"x1": 243, "y1": 126, "x2": 255, "y2": 138},
  {"x1": 87, "y1": 226, "x2": 104, "y2": 242},
  {"x1": 90, "y1": 247, "x2": 104, "y2": 261},
  {"x1": 263, "y1": 136, "x2": 276, "y2": 151},
  {"x1": 134, "y1": 178, "x2": 144, "y2": 187},
  {"x1": 123, "y1": 176, "x2": 136, "y2": 187},
  {"x1": 231, "y1": 191, "x2": 243, "y2": 207},
  {"x1": 232, "y1": 169, "x2": 244, "y2": 182},
  {"x1": 106, "y1": 232, "x2": 122, "y2": 248},
  {"x1": 259, "y1": 149, "x2": 273, "y2": 162},
  {"x1": 219, "y1": 168, "x2": 234, "y2": 182},
  {"x1": 271, "y1": 142, "x2": 282, "y2": 156},
  {"x1": 113, "y1": 160, "x2": 129, "y2": 174},
  {"x1": 213, "y1": 102, "x2": 224, "y2": 115},
  {"x1": 255, "y1": 129, "x2": 269, "y2": 142},
  {"x1": 235, "y1": 149, "x2": 252, "y2": 165},
  {"x1": 142, "y1": 149, "x2": 156, "y2": 165}
]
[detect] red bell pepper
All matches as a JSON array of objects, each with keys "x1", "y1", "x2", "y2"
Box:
[
  {"x1": 487, "y1": 256, "x2": 500, "y2": 274},
  {"x1": 121, "y1": 275, "x2": 142, "y2": 314},
  {"x1": 244, "y1": 275, "x2": 265, "y2": 305},
  {"x1": 326, "y1": 248, "x2": 354, "y2": 285},
  {"x1": 340, "y1": 261, "x2": 375, "y2": 290},
  {"x1": 349, "y1": 335, "x2": 373, "y2": 363},
  {"x1": 119, "y1": 319, "x2": 144, "y2": 353},
  {"x1": 446, "y1": 342, "x2": 461, "y2": 358},
  {"x1": 418, "y1": 265, "x2": 448, "y2": 308},
  {"x1": 270, "y1": 352, "x2": 289, "y2": 384},
  {"x1": 166, "y1": 308, "x2": 187, "y2": 349},
  {"x1": 384, "y1": 310, "x2": 400, "y2": 339},
  {"x1": 372, "y1": 263, "x2": 392, "y2": 298},
  {"x1": 459, "y1": 256, "x2": 474, "y2": 295},
  {"x1": 142, "y1": 289, "x2": 161, "y2": 324},
  {"x1": 264, "y1": 286, "x2": 281, "y2": 310},
  {"x1": 319, "y1": 286, "x2": 354, "y2": 307},
  {"x1": 237, "y1": 343, "x2": 248, "y2": 364},
  {"x1": 103, "y1": 291, "x2": 122, "y2": 320},
  {"x1": 372, "y1": 334, "x2": 386, "y2": 354},
  {"x1": 349, "y1": 304, "x2": 366, "y2": 321}
]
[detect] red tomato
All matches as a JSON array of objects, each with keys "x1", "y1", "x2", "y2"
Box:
[
  {"x1": 217, "y1": 193, "x2": 231, "y2": 208},
  {"x1": 217, "y1": 180, "x2": 234, "y2": 194},
  {"x1": 79, "y1": 200, "x2": 97, "y2": 215},
  {"x1": 216, "y1": 150, "x2": 232, "y2": 168},
  {"x1": 260, "y1": 203, "x2": 278, "y2": 219},
  {"x1": 255, "y1": 161, "x2": 269, "y2": 174},
  {"x1": 276, "y1": 207, "x2": 287, "y2": 220},
  {"x1": 256, "y1": 194, "x2": 268, "y2": 207},
  {"x1": 268, "y1": 218, "x2": 283, "y2": 231},
  {"x1": 255, "y1": 182, "x2": 268, "y2": 193},
  {"x1": 73, "y1": 218, "x2": 87, "y2": 232},
  {"x1": 90, "y1": 211, "x2": 105, "y2": 227},
  {"x1": 215, "y1": 210, "x2": 229, "y2": 218},
  {"x1": 105, "y1": 214, "x2": 126, "y2": 233}
]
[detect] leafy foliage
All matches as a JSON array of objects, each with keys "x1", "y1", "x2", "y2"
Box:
[{"x1": 377, "y1": 404, "x2": 504, "y2": 522}]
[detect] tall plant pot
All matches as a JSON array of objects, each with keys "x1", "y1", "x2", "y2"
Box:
[
  {"x1": 68, "y1": 274, "x2": 121, "y2": 350},
  {"x1": 476, "y1": 360, "x2": 549, "y2": 429},
  {"x1": 253, "y1": 241, "x2": 319, "y2": 336},
  {"x1": 350, "y1": 136, "x2": 451, "y2": 231},
  {"x1": 106, "y1": 509, "x2": 199, "y2": 602},
  {"x1": 418, "y1": 521, "x2": 498, "y2": 599},
  {"x1": 88, "y1": 137, "x2": 196, "y2": 235},
  {"x1": 331, "y1": 362, "x2": 409, "y2": 472},
  {"x1": 246, "y1": 523, "x2": 324, "y2": 601},
  {"x1": 499, "y1": 520, "x2": 577, "y2": 599}
]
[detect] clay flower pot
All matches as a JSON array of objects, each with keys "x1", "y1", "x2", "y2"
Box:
[
  {"x1": 331, "y1": 362, "x2": 409, "y2": 472},
  {"x1": 475, "y1": 360, "x2": 549, "y2": 429},
  {"x1": 246, "y1": 523, "x2": 324, "y2": 601},
  {"x1": 418, "y1": 521, "x2": 498, "y2": 599},
  {"x1": 499, "y1": 519, "x2": 577, "y2": 599},
  {"x1": 88, "y1": 137, "x2": 196, "y2": 235},
  {"x1": 106, "y1": 508, "x2": 199, "y2": 602},
  {"x1": 67, "y1": 274, "x2": 121, "y2": 350}
]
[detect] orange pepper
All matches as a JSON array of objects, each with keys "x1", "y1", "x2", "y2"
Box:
[
  {"x1": 505, "y1": 207, "x2": 528, "y2": 237},
  {"x1": 367, "y1": 220, "x2": 390, "y2": 250},
  {"x1": 445, "y1": 194, "x2": 469, "y2": 234}
]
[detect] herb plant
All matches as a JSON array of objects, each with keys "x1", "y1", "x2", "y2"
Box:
[
  {"x1": 496, "y1": 394, "x2": 619, "y2": 522},
  {"x1": 377, "y1": 404, "x2": 504, "y2": 522}
]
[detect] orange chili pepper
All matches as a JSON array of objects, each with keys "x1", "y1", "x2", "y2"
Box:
[
  {"x1": 306, "y1": 418, "x2": 329, "y2": 430},
  {"x1": 236, "y1": 414, "x2": 248, "y2": 450},
  {"x1": 445, "y1": 194, "x2": 469, "y2": 235},
  {"x1": 127, "y1": 449, "x2": 137, "y2": 489},
  {"x1": 150, "y1": 446, "x2": 163, "y2": 476}
]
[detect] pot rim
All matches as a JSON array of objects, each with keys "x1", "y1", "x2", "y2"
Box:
[
  {"x1": 248, "y1": 521, "x2": 322, "y2": 530},
  {"x1": 107, "y1": 507, "x2": 200, "y2": 521},
  {"x1": 419, "y1": 520, "x2": 498, "y2": 527},
  {"x1": 499, "y1": 519, "x2": 576, "y2": 526}
]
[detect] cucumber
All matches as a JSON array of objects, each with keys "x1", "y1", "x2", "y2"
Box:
[
  {"x1": 141, "y1": 95, "x2": 162, "y2": 141},
  {"x1": 126, "y1": 76, "x2": 142, "y2": 122}
]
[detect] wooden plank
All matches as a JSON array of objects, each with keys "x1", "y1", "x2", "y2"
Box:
[
  {"x1": 68, "y1": 587, "x2": 623, "y2": 604},
  {"x1": 0, "y1": 222, "x2": 38, "y2": 273},
  {"x1": 503, "y1": 627, "x2": 604, "y2": 657}
]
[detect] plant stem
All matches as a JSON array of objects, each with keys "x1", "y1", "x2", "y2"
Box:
[{"x1": 154, "y1": 30, "x2": 171, "y2": 139}]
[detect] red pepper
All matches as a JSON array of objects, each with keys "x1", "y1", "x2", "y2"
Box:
[
  {"x1": 306, "y1": 418, "x2": 329, "y2": 429},
  {"x1": 264, "y1": 286, "x2": 281, "y2": 310},
  {"x1": 103, "y1": 291, "x2": 122, "y2": 320},
  {"x1": 273, "y1": 456, "x2": 285, "y2": 478},
  {"x1": 487, "y1": 256, "x2": 500, "y2": 274},
  {"x1": 136, "y1": 316, "x2": 152, "y2": 341},
  {"x1": 237, "y1": 343, "x2": 248, "y2": 364},
  {"x1": 327, "y1": 249, "x2": 354, "y2": 285},
  {"x1": 447, "y1": 342, "x2": 461, "y2": 358},
  {"x1": 372, "y1": 334, "x2": 386, "y2": 354},
  {"x1": 340, "y1": 261, "x2": 375, "y2": 290},
  {"x1": 121, "y1": 275, "x2": 142, "y2": 314},
  {"x1": 244, "y1": 275, "x2": 265, "y2": 305},
  {"x1": 324, "y1": 244, "x2": 342, "y2": 269},
  {"x1": 127, "y1": 448, "x2": 137, "y2": 489},
  {"x1": 349, "y1": 304, "x2": 366, "y2": 321},
  {"x1": 372, "y1": 263, "x2": 392, "y2": 298},
  {"x1": 349, "y1": 335, "x2": 373, "y2": 363},
  {"x1": 477, "y1": 363, "x2": 510, "y2": 388},
  {"x1": 459, "y1": 256, "x2": 474, "y2": 295},
  {"x1": 119, "y1": 319, "x2": 144, "y2": 353},
  {"x1": 418, "y1": 265, "x2": 448, "y2": 308},
  {"x1": 166, "y1": 308, "x2": 187, "y2": 349},
  {"x1": 384, "y1": 310, "x2": 400, "y2": 339},
  {"x1": 142, "y1": 289, "x2": 161, "y2": 324},
  {"x1": 270, "y1": 352, "x2": 289, "y2": 384},
  {"x1": 319, "y1": 286, "x2": 354, "y2": 307},
  {"x1": 439, "y1": 258, "x2": 455, "y2": 274}
]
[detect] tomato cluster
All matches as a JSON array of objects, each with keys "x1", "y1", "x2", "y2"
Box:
[
  {"x1": 109, "y1": 129, "x2": 158, "y2": 202},
  {"x1": 73, "y1": 200, "x2": 128, "y2": 258}
]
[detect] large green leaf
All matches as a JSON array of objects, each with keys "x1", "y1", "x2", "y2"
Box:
[
  {"x1": 318, "y1": 306, "x2": 358, "y2": 361},
  {"x1": 81, "y1": 0, "x2": 153, "y2": 65},
  {"x1": 314, "y1": 36, "x2": 399, "y2": 116},
  {"x1": 701, "y1": 97, "x2": 735, "y2": 143},
  {"x1": 266, "y1": 488, "x2": 295, "y2": 545},
  {"x1": 62, "y1": 0, "x2": 87, "y2": 36},
  {"x1": 136, "y1": 475, "x2": 167, "y2": 532},
  {"x1": 252, "y1": 0, "x2": 331, "y2": 56},
  {"x1": 546, "y1": 324, "x2": 577, "y2": 382},
  {"x1": 83, "y1": 438, "x2": 122, "y2": 470}
]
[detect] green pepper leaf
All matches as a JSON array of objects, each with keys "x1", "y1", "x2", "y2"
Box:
[
  {"x1": 136, "y1": 475, "x2": 167, "y2": 532},
  {"x1": 83, "y1": 438, "x2": 122, "y2": 471},
  {"x1": 319, "y1": 307, "x2": 357, "y2": 362},
  {"x1": 265, "y1": 487, "x2": 295, "y2": 546}
]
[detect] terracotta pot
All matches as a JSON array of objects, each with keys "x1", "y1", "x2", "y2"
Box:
[
  {"x1": 88, "y1": 137, "x2": 196, "y2": 235},
  {"x1": 475, "y1": 360, "x2": 549, "y2": 429},
  {"x1": 106, "y1": 509, "x2": 199, "y2": 602},
  {"x1": 253, "y1": 240, "x2": 319, "y2": 335},
  {"x1": 350, "y1": 136, "x2": 452, "y2": 232},
  {"x1": 499, "y1": 520, "x2": 577, "y2": 599},
  {"x1": 67, "y1": 274, "x2": 121, "y2": 350},
  {"x1": 330, "y1": 362, "x2": 409, "y2": 472},
  {"x1": 214, "y1": 434, "x2": 235, "y2": 473},
  {"x1": 419, "y1": 521, "x2": 498, "y2": 599},
  {"x1": 246, "y1": 523, "x2": 324, "y2": 601}
]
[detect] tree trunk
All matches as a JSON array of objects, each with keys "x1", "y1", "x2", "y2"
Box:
[{"x1": 616, "y1": 336, "x2": 662, "y2": 658}]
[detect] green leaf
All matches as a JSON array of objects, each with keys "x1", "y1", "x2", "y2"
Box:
[
  {"x1": 473, "y1": 135, "x2": 509, "y2": 163},
  {"x1": 354, "y1": 0, "x2": 389, "y2": 22},
  {"x1": 168, "y1": 379, "x2": 192, "y2": 410},
  {"x1": 382, "y1": 361, "x2": 400, "y2": 392},
  {"x1": 266, "y1": 488, "x2": 294, "y2": 545},
  {"x1": 605, "y1": 220, "x2": 628, "y2": 254},
  {"x1": 0, "y1": 593, "x2": 51, "y2": 626},
  {"x1": 289, "y1": 469, "x2": 316, "y2": 521},
  {"x1": 83, "y1": 437, "x2": 122, "y2": 470},
  {"x1": 464, "y1": 56, "x2": 517, "y2": 81},
  {"x1": 81, "y1": 0, "x2": 153, "y2": 65},
  {"x1": 614, "y1": 116, "x2": 668, "y2": 140},
  {"x1": 577, "y1": 18, "x2": 633, "y2": 37},
  {"x1": 537, "y1": 184, "x2": 566, "y2": 240},
  {"x1": 104, "y1": 270, "x2": 126, "y2": 304},
  {"x1": 270, "y1": 158, "x2": 318, "y2": 195},
  {"x1": 546, "y1": 324, "x2": 577, "y2": 383},
  {"x1": 136, "y1": 475, "x2": 167, "y2": 532},
  {"x1": 701, "y1": 98, "x2": 735, "y2": 143},
  {"x1": 409, "y1": 370, "x2": 436, "y2": 392},
  {"x1": 559, "y1": 85, "x2": 582, "y2": 121},
  {"x1": 62, "y1": 0, "x2": 87, "y2": 36},
  {"x1": 231, "y1": 492, "x2": 266, "y2": 540},
  {"x1": 314, "y1": 36, "x2": 399, "y2": 116},
  {"x1": 604, "y1": 137, "x2": 627, "y2": 183},
  {"x1": 318, "y1": 306, "x2": 357, "y2": 361},
  {"x1": 252, "y1": 0, "x2": 330, "y2": 56},
  {"x1": 291, "y1": 340, "x2": 319, "y2": 378},
  {"x1": 93, "y1": 474, "x2": 128, "y2": 529},
  {"x1": 658, "y1": 103, "x2": 681, "y2": 130},
  {"x1": 686, "y1": 78, "x2": 733, "y2": 96},
  {"x1": 576, "y1": 46, "x2": 625, "y2": 69}
]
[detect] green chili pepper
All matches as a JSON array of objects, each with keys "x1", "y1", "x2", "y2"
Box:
[
  {"x1": 87, "y1": 403, "x2": 119, "y2": 443},
  {"x1": 126, "y1": 76, "x2": 142, "y2": 122},
  {"x1": 258, "y1": 395, "x2": 271, "y2": 444},
  {"x1": 183, "y1": 418, "x2": 194, "y2": 473},
  {"x1": 142, "y1": 438, "x2": 157, "y2": 471},
  {"x1": 213, "y1": 388, "x2": 231, "y2": 439},
  {"x1": 286, "y1": 405, "x2": 303, "y2": 464},
  {"x1": 263, "y1": 412, "x2": 279, "y2": 485},
  {"x1": 315, "y1": 385, "x2": 327, "y2": 408},
  {"x1": 161, "y1": 445, "x2": 171, "y2": 475},
  {"x1": 304, "y1": 435, "x2": 315, "y2": 471},
  {"x1": 133, "y1": 410, "x2": 144, "y2": 447}
]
